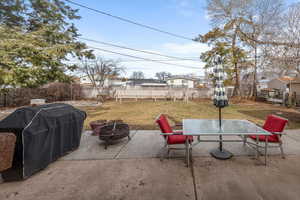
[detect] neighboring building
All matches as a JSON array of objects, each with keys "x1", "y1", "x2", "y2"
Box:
[
  {"x1": 193, "y1": 75, "x2": 210, "y2": 88},
  {"x1": 241, "y1": 72, "x2": 275, "y2": 93},
  {"x1": 166, "y1": 76, "x2": 195, "y2": 88},
  {"x1": 107, "y1": 78, "x2": 127, "y2": 87},
  {"x1": 79, "y1": 75, "x2": 91, "y2": 85},
  {"x1": 126, "y1": 79, "x2": 167, "y2": 87},
  {"x1": 79, "y1": 76, "x2": 127, "y2": 87},
  {"x1": 290, "y1": 75, "x2": 300, "y2": 95},
  {"x1": 267, "y1": 76, "x2": 295, "y2": 92},
  {"x1": 257, "y1": 79, "x2": 269, "y2": 91}
]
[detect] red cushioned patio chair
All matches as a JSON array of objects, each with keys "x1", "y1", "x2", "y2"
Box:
[
  {"x1": 155, "y1": 114, "x2": 193, "y2": 166},
  {"x1": 246, "y1": 114, "x2": 288, "y2": 158}
]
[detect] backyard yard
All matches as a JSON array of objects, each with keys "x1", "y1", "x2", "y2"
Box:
[{"x1": 80, "y1": 99, "x2": 300, "y2": 130}]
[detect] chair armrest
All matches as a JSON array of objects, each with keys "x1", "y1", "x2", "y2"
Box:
[
  {"x1": 271, "y1": 131, "x2": 287, "y2": 135},
  {"x1": 173, "y1": 131, "x2": 183, "y2": 135},
  {"x1": 160, "y1": 131, "x2": 183, "y2": 136},
  {"x1": 172, "y1": 123, "x2": 183, "y2": 129},
  {"x1": 160, "y1": 133, "x2": 173, "y2": 136}
]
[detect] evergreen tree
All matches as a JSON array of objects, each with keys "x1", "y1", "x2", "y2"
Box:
[{"x1": 0, "y1": 0, "x2": 94, "y2": 88}]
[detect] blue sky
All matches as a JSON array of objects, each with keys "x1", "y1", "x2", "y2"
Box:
[{"x1": 70, "y1": 0, "x2": 298, "y2": 78}]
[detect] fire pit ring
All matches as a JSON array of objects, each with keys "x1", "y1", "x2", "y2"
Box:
[
  {"x1": 90, "y1": 120, "x2": 124, "y2": 136},
  {"x1": 98, "y1": 122, "x2": 130, "y2": 149}
]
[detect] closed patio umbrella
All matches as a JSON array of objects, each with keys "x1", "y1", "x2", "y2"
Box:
[{"x1": 210, "y1": 55, "x2": 233, "y2": 159}]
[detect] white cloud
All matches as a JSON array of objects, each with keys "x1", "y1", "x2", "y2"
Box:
[{"x1": 204, "y1": 10, "x2": 211, "y2": 20}]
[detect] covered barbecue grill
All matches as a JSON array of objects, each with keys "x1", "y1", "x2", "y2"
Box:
[{"x1": 0, "y1": 103, "x2": 86, "y2": 181}]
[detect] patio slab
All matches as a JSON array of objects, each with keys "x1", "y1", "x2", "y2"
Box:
[
  {"x1": 0, "y1": 159, "x2": 195, "y2": 200},
  {"x1": 192, "y1": 134, "x2": 300, "y2": 157},
  {"x1": 61, "y1": 131, "x2": 137, "y2": 160},
  {"x1": 286, "y1": 129, "x2": 300, "y2": 142},
  {"x1": 1, "y1": 129, "x2": 300, "y2": 200},
  {"x1": 61, "y1": 129, "x2": 300, "y2": 161},
  {"x1": 117, "y1": 130, "x2": 165, "y2": 159},
  {"x1": 193, "y1": 156, "x2": 300, "y2": 200}
]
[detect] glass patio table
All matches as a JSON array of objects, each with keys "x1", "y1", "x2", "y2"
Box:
[{"x1": 183, "y1": 119, "x2": 272, "y2": 166}]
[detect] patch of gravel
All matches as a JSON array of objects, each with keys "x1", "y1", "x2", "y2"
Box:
[
  {"x1": 54, "y1": 101, "x2": 101, "y2": 107},
  {"x1": 0, "y1": 108, "x2": 15, "y2": 120}
]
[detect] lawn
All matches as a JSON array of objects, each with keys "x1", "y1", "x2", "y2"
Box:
[{"x1": 79, "y1": 100, "x2": 300, "y2": 130}]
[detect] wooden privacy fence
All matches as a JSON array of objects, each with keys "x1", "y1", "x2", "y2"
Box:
[{"x1": 0, "y1": 83, "x2": 82, "y2": 107}]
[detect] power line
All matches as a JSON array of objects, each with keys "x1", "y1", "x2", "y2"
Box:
[
  {"x1": 87, "y1": 46, "x2": 200, "y2": 69},
  {"x1": 80, "y1": 37, "x2": 201, "y2": 61},
  {"x1": 119, "y1": 59, "x2": 201, "y2": 62},
  {"x1": 67, "y1": 58, "x2": 201, "y2": 63},
  {"x1": 65, "y1": 0, "x2": 195, "y2": 42},
  {"x1": 24, "y1": 34, "x2": 201, "y2": 61}
]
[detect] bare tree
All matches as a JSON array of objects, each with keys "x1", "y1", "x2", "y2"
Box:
[
  {"x1": 80, "y1": 57, "x2": 124, "y2": 102},
  {"x1": 262, "y1": 3, "x2": 300, "y2": 75},
  {"x1": 131, "y1": 71, "x2": 145, "y2": 79},
  {"x1": 155, "y1": 71, "x2": 171, "y2": 81},
  {"x1": 204, "y1": 0, "x2": 295, "y2": 97},
  {"x1": 237, "y1": 0, "x2": 284, "y2": 97}
]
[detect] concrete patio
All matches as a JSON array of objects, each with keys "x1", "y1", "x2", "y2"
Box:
[{"x1": 1, "y1": 129, "x2": 300, "y2": 200}]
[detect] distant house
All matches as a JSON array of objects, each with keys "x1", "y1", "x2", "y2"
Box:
[
  {"x1": 290, "y1": 75, "x2": 300, "y2": 95},
  {"x1": 240, "y1": 72, "x2": 274, "y2": 93},
  {"x1": 258, "y1": 79, "x2": 269, "y2": 91},
  {"x1": 126, "y1": 79, "x2": 167, "y2": 87},
  {"x1": 166, "y1": 76, "x2": 195, "y2": 88},
  {"x1": 267, "y1": 76, "x2": 295, "y2": 92},
  {"x1": 79, "y1": 75, "x2": 126, "y2": 87}
]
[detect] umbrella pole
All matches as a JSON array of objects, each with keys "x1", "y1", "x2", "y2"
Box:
[
  {"x1": 219, "y1": 107, "x2": 222, "y2": 152},
  {"x1": 210, "y1": 106, "x2": 233, "y2": 160}
]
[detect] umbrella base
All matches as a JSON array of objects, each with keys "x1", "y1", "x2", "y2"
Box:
[{"x1": 210, "y1": 149, "x2": 233, "y2": 160}]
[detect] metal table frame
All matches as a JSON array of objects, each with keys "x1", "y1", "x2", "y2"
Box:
[{"x1": 183, "y1": 119, "x2": 272, "y2": 167}]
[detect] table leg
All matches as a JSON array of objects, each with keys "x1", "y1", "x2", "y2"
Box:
[
  {"x1": 265, "y1": 136, "x2": 268, "y2": 166},
  {"x1": 197, "y1": 136, "x2": 201, "y2": 142},
  {"x1": 190, "y1": 145, "x2": 193, "y2": 164},
  {"x1": 256, "y1": 135, "x2": 259, "y2": 160}
]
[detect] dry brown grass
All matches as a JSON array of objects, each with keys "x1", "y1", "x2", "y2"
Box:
[{"x1": 78, "y1": 100, "x2": 300, "y2": 130}]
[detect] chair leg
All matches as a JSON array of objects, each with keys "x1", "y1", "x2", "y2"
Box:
[
  {"x1": 256, "y1": 135, "x2": 259, "y2": 159},
  {"x1": 280, "y1": 143, "x2": 285, "y2": 159},
  {"x1": 189, "y1": 145, "x2": 193, "y2": 164},
  {"x1": 185, "y1": 139, "x2": 190, "y2": 167},
  {"x1": 104, "y1": 140, "x2": 108, "y2": 150},
  {"x1": 243, "y1": 135, "x2": 247, "y2": 146},
  {"x1": 167, "y1": 147, "x2": 170, "y2": 159},
  {"x1": 160, "y1": 142, "x2": 168, "y2": 161}
]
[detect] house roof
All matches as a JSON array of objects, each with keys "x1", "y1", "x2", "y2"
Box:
[
  {"x1": 127, "y1": 79, "x2": 166, "y2": 85},
  {"x1": 261, "y1": 88, "x2": 274, "y2": 91},
  {"x1": 277, "y1": 76, "x2": 295, "y2": 83},
  {"x1": 140, "y1": 83, "x2": 167, "y2": 87},
  {"x1": 167, "y1": 76, "x2": 195, "y2": 81},
  {"x1": 291, "y1": 75, "x2": 300, "y2": 84}
]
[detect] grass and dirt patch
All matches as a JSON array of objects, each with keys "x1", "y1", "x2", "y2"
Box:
[{"x1": 79, "y1": 100, "x2": 300, "y2": 130}]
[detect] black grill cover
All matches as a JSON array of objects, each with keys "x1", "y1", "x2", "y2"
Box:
[{"x1": 0, "y1": 103, "x2": 86, "y2": 181}]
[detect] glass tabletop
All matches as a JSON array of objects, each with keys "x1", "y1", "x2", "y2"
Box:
[{"x1": 183, "y1": 119, "x2": 271, "y2": 136}]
